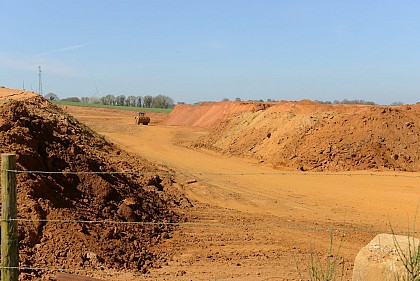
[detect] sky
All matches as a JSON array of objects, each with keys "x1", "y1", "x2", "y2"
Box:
[{"x1": 0, "y1": 0, "x2": 419, "y2": 105}]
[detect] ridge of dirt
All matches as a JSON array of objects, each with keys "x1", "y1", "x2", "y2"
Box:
[
  {"x1": 165, "y1": 101, "x2": 420, "y2": 172},
  {"x1": 160, "y1": 101, "x2": 272, "y2": 128},
  {"x1": 0, "y1": 88, "x2": 187, "y2": 280}
]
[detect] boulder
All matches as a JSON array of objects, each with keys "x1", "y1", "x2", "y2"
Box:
[{"x1": 352, "y1": 233, "x2": 419, "y2": 281}]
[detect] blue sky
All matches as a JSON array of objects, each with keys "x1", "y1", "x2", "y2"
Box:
[{"x1": 1, "y1": 0, "x2": 419, "y2": 104}]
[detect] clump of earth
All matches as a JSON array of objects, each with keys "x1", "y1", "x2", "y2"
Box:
[{"x1": 0, "y1": 88, "x2": 188, "y2": 280}]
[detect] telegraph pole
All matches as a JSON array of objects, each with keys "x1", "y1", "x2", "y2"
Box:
[{"x1": 38, "y1": 66, "x2": 43, "y2": 95}]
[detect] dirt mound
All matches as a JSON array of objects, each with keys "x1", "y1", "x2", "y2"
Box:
[
  {"x1": 161, "y1": 101, "x2": 272, "y2": 128},
  {"x1": 0, "y1": 87, "x2": 38, "y2": 101},
  {"x1": 185, "y1": 101, "x2": 420, "y2": 172},
  {"x1": 0, "y1": 88, "x2": 185, "y2": 280}
]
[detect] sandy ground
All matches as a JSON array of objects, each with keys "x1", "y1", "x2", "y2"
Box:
[{"x1": 64, "y1": 106, "x2": 420, "y2": 280}]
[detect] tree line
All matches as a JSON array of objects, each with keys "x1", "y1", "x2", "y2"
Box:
[
  {"x1": 314, "y1": 99, "x2": 376, "y2": 105},
  {"x1": 46, "y1": 93, "x2": 175, "y2": 109}
]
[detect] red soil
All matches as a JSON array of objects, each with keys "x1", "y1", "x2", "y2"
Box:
[
  {"x1": 0, "y1": 88, "x2": 186, "y2": 280},
  {"x1": 165, "y1": 100, "x2": 420, "y2": 172},
  {"x1": 161, "y1": 102, "x2": 271, "y2": 128}
]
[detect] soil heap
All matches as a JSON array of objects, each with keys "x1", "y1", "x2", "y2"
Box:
[
  {"x1": 161, "y1": 101, "x2": 271, "y2": 128},
  {"x1": 0, "y1": 88, "x2": 184, "y2": 280},
  {"x1": 166, "y1": 100, "x2": 420, "y2": 172}
]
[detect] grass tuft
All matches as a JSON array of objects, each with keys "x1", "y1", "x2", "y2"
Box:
[
  {"x1": 296, "y1": 230, "x2": 345, "y2": 281},
  {"x1": 390, "y1": 206, "x2": 420, "y2": 281}
]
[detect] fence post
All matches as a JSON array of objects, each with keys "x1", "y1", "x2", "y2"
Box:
[{"x1": 1, "y1": 154, "x2": 18, "y2": 281}]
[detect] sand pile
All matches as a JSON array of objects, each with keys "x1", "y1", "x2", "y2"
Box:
[
  {"x1": 0, "y1": 89, "x2": 185, "y2": 280},
  {"x1": 165, "y1": 101, "x2": 420, "y2": 172}
]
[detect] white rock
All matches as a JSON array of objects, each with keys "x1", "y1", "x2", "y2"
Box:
[{"x1": 352, "y1": 233, "x2": 419, "y2": 281}]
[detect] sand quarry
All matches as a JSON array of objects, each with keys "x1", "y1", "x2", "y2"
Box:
[{"x1": 0, "y1": 87, "x2": 419, "y2": 280}]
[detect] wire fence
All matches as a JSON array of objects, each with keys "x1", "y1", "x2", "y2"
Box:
[
  {"x1": 5, "y1": 218, "x2": 418, "y2": 234},
  {"x1": 7, "y1": 169, "x2": 420, "y2": 178},
  {"x1": 1, "y1": 164, "x2": 420, "y2": 280}
]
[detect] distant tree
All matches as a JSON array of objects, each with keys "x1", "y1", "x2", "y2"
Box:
[
  {"x1": 177, "y1": 101, "x2": 186, "y2": 105},
  {"x1": 143, "y1": 95, "x2": 153, "y2": 108},
  {"x1": 222, "y1": 98, "x2": 229, "y2": 102},
  {"x1": 126, "y1": 96, "x2": 137, "y2": 107},
  {"x1": 61, "y1": 97, "x2": 80, "y2": 102},
  {"x1": 315, "y1": 100, "x2": 332, "y2": 104},
  {"x1": 338, "y1": 99, "x2": 376, "y2": 105},
  {"x1": 89, "y1": 97, "x2": 101, "y2": 104},
  {"x1": 135, "y1": 96, "x2": 142, "y2": 107},
  {"x1": 390, "y1": 101, "x2": 404, "y2": 106},
  {"x1": 115, "y1": 95, "x2": 126, "y2": 106},
  {"x1": 235, "y1": 97, "x2": 241, "y2": 101},
  {"x1": 143, "y1": 95, "x2": 152, "y2": 108},
  {"x1": 101, "y1": 94, "x2": 116, "y2": 105},
  {"x1": 80, "y1": 97, "x2": 89, "y2": 103},
  {"x1": 152, "y1": 95, "x2": 175, "y2": 109},
  {"x1": 45, "y1": 93, "x2": 59, "y2": 101}
]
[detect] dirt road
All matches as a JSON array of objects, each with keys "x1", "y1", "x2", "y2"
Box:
[{"x1": 65, "y1": 106, "x2": 420, "y2": 280}]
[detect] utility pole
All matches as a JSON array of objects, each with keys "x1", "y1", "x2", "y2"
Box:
[{"x1": 38, "y1": 66, "x2": 43, "y2": 95}]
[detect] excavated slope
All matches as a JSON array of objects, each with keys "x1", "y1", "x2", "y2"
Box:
[
  {"x1": 166, "y1": 100, "x2": 420, "y2": 172},
  {"x1": 161, "y1": 101, "x2": 271, "y2": 128},
  {"x1": 0, "y1": 88, "x2": 184, "y2": 280}
]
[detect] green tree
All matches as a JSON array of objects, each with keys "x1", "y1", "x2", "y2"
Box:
[
  {"x1": 152, "y1": 95, "x2": 175, "y2": 109},
  {"x1": 135, "y1": 96, "x2": 142, "y2": 107},
  {"x1": 61, "y1": 97, "x2": 80, "y2": 102},
  {"x1": 101, "y1": 94, "x2": 116, "y2": 105},
  {"x1": 126, "y1": 96, "x2": 137, "y2": 107},
  {"x1": 143, "y1": 95, "x2": 153, "y2": 108},
  {"x1": 45, "y1": 93, "x2": 59, "y2": 101},
  {"x1": 115, "y1": 95, "x2": 126, "y2": 106}
]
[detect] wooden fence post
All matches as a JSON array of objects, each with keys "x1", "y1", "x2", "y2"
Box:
[{"x1": 1, "y1": 154, "x2": 18, "y2": 281}]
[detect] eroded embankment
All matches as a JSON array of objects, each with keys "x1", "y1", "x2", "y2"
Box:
[
  {"x1": 165, "y1": 100, "x2": 420, "y2": 172},
  {"x1": 161, "y1": 101, "x2": 271, "y2": 128}
]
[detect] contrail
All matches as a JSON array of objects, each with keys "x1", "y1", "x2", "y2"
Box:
[{"x1": 35, "y1": 42, "x2": 94, "y2": 57}]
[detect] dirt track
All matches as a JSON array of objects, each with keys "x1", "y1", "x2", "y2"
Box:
[{"x1": 66, "y1": 106, "x2": 420, "y2": 280}]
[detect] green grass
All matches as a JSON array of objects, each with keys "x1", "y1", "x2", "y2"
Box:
[
  {"x1": 308, "y1": 233, "x2": 344, "y2": 281},
  {"x1": 390, "y1": 206, "x2": 420, "y2": 281},
  {"x1": 296, "y1": 231, "x2": 345, "y2": 281},
  {"x1": 52, "y1": 100, "x2": 173, "y2": 113}
]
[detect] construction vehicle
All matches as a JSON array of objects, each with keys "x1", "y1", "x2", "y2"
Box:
[{"x1": 134, "y1": 112, "x2": 150, "y2": 125}]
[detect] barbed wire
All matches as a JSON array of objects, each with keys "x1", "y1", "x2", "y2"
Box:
[
  {"x1": 1, "y1": 266, "x2": 276, "y2": 280},
  {"x1": 6, "y1": 169, "x2": 175, "y2": 176},
  {"x1": 1, "y1": 266, "x2": 199, "y2": 279},
  {"x1": 6, "y1": 169, "x2": 420, "y2": 178},
  {"x1": 5, "y1": 218, "x2": 418, "y2": 234},
  {"x1": 2, "y1": 163, "x2": 418, "y2": 280}
]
